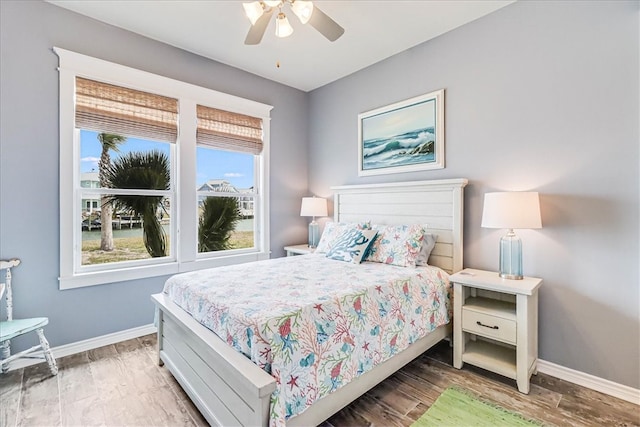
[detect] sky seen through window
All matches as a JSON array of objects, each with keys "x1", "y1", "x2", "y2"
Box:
[{"x1": 80, "y1": 130, "x2": 255, "y2": 189}]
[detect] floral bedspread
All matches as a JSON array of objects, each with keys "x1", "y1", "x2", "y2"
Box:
[{"x1": 163, "y1": 254, "x2": 451, "y2": 426}]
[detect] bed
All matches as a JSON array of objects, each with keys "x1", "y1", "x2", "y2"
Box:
[{"x1": 152, "y1": 178, "x2": 468, "y2": 426}]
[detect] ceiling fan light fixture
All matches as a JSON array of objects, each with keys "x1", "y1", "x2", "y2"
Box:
[
  {"x1": 242, "y1": 1, "x2": 264, "y2": 25},
  {"x1": 291, "y1": 0, "x2": 314, "y2": 24},
  {"x1": 242, "y1": 0, "x2": 343, "y2": 45},
  {"x1": 275, "y1": 12, "x2": 294, "y2": 38}
]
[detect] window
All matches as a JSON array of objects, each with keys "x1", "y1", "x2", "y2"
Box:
[
  {"x1": 196, "y1": 105, "x2": 263, "y2": 255},
  {"x1": 79, "y1": 130, "x2": 174, "y2": 266},
  {"x1": 76, "y1": 77, "x2": 177, "y2": 268},
  {"x1": 56, "y1": 48, "x2": 272, "y2": 289}
]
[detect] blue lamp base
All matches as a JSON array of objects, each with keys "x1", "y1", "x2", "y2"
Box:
[
  {"x1": 308, "y1": 220, "x2": 320, "y2": 248},
  {"x1": 499, "y1": 229, "x2": 523, "y2": 280}
]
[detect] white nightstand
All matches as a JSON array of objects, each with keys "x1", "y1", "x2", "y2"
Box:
[
  {"x1": 284, "y1": 244, "x2": 315, "y2": 256},
  {"x1": 450, "y1": 268, "x2": 542, "y2": 394}
]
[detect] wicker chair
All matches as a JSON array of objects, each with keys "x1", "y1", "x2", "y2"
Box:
[{"x1": 0, "y1": 259, "x2": 57, "y2": 375}]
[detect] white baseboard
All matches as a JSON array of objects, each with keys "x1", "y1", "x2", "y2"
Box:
[
  {"x1": 538, "y1": 359, "x2": 640, "y2": 405},
  {"x1": 7, "y1": 323, "x2": 157, "y2": 371},
  {"x1": 7, "y1": 326, "x2": 638, "y2": 406}
]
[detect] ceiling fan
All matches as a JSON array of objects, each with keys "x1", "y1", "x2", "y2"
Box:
[{"x1": 242, "y1": 1, "x2": 345, "y2": 45}]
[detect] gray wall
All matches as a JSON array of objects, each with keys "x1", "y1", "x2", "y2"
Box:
[
  {"x1": 0, "y1": 1, "x2": 308, "y2": 349},
  {"x1": 308, "y1": 1, "x2": 640, "y2": 388}
]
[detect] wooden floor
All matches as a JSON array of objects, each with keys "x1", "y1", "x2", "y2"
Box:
[{"x1": 1, "y1": 334, "x2": 637, "y2": 427}]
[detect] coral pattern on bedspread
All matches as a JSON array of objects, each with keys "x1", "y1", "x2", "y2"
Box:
[{"x1": 163, "y1": 254, "x2": 451, "y2": 427}]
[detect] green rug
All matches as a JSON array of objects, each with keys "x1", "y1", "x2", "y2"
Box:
[{"x1": 411, "y1": 387, "x2": 545, "y2": 427}]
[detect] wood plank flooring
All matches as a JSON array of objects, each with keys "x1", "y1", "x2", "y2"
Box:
[{"x1": 1, "y1": 334, "x2": 637, "y2": 426}]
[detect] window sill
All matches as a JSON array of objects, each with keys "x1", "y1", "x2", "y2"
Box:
[{"x1": 59, "y1": 251, "x2": 270, "y2": 290}]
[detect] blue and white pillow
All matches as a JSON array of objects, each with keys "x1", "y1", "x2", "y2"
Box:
[
  {"x1": 315, "y1": 221, "x2": 371, "y2": 254},
  {"x1": 325, "y1": 228, "x2": 378, "y2": 264}
]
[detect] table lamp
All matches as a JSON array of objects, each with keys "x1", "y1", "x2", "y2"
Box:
[
  {"x1": 300, "y1": 197, "x2": 327, "y2": 248},
  {"x1": 481, "y1": 192, "x2": 542, "y2": 279}
]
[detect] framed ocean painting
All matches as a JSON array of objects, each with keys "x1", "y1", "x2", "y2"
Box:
[{"x1": 358, "y1": 89, "x2": 444, "y2": 176}]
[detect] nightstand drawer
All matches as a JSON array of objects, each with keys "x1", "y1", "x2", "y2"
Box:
[{"x1": 462, "y1": 309, "x2": 516, "y2": 344}]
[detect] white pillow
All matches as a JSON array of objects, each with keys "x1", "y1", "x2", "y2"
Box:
[{"x1": 415, "y1": 233, "x2": 437, "y2": 266}]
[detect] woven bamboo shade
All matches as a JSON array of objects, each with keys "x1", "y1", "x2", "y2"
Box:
[
  {"x1": 75, "y1": 77, "x2": 178, "y2": 143},
  {"x1": 197, "y1": 105, "x2": 263, "y2": 154}
]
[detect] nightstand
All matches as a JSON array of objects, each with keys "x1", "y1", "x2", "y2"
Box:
[
  {"x1": 284, "y1": 244, "x2": 315, "y2": 256},
  {"x1": 450, "y1": 268, "x2": 542, "y2": 394}
]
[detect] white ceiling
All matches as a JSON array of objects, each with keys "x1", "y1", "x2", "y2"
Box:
[{"x1": 47, "y1": 0, "x2": 514, "y2": 92}]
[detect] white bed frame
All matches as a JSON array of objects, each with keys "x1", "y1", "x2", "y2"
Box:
[{"x1": 152, "y1": 178, "x2": 468, "y2": 426}]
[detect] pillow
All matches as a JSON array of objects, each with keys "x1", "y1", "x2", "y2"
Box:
[
  {"x1": 364, "y1": 224, "x2": 425, "y2": 267},
  {"x1": 325, "y1": 229, "x2": 378, "y2": 264},
  {"x1": 315, "y1": 221, "x2": 371, "y2": 254},
  {"x1": 415, "y1": 233, "x2": 437, "y2": 266}
]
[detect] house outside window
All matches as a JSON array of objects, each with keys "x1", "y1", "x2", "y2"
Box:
[
  {"x1": 80, "y1": 172, "x2": 100, "y2": 215},
  {"x1": 56, "y1": 48, "x2": 272, "y2": 289}
]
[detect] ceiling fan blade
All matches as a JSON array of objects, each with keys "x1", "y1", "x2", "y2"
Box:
[
  {"x1": 244, "y1": 8, "x2": 274, "y2": 45},
  {"x1": 308, "y1": 6, "x2": 344, "y2": 42}
]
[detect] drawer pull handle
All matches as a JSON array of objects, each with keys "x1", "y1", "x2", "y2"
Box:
[{"x1": 476, "y1": 321, "x2": 499, "y2": 330}]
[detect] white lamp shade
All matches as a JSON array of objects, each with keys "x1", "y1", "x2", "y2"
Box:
[
  {"x1": 300, "y1": 197, "x2": 327, "y2": 217},
  {"x1": 291, "y1": 0, "x2": 314, "y2": 24},
  {"x1": 481, "y1": 192, "x2": 542, "y2": 229},
  {"x1": 242, "y1": 1, "x2": 264, "y2": 25},
  {"x1": 275, "y1": 13, "x2": 294, "y2": 38}
]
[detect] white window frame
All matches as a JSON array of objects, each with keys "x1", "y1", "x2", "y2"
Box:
[{"x1": 56, "y1": 47, "x2": 272, "y2": 290}]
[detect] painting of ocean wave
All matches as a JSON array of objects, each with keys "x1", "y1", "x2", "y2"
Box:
[
  {"x1": 363, "y1": 127, "x2": 435, "y2": 170},
  {"x1": 358, "y1": 89, "x2": 444, "y2": 176}
]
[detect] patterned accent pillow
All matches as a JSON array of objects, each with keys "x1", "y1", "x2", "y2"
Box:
[
  {"x1": 364, "y1": 224, "x2": 425, "y2": 267},
  {"x1": 415, "y1": 233, "x2": 437, "y2": 266},
  {"x1": 315, "y1": 221, "x2": 371, "y2": 254},
  {"x1": 325, "y1": 229, "x2": 378, "y2": 264}
]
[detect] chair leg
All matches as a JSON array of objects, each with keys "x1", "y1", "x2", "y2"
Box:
[
  {"x1": 0, "y1": 340, "x2": 10, "y2": 373},
  {"x1": 36, "y1": 329, "x2": 58, "y2": 376}
]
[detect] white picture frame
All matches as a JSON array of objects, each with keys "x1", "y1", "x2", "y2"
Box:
[{"x1": 358, "y1": 89, "x2": 445, "y2": 176}]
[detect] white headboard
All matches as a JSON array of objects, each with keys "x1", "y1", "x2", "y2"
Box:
[{"x1": 331, "y1": 179, "x2": 468, "y2": 274}]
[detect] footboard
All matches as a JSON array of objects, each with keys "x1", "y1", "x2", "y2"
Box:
[
  {"x1": 152, "y1": 293, "x2": 276, "y2": 426},
  {"x1": 153, "y1": 292, "x2": 450, "y2": 427}
]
